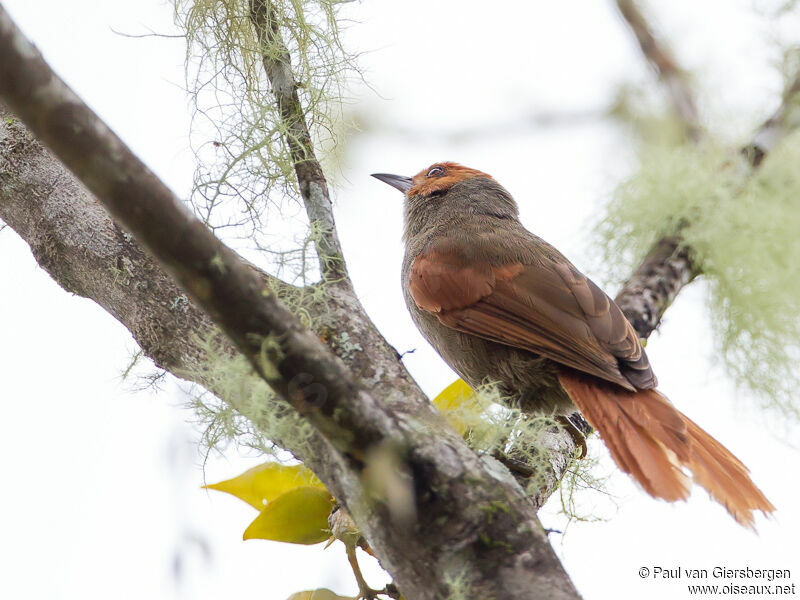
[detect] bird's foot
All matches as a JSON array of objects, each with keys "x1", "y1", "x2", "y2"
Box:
[
  {"x1": 346, "y1": 543, "x2": 383, "y2": 599},
  {"x1": 356, "y1": 586, "x2": 382, "y2": 600},
  {"x1": 556, "y1": 414, "x2": 588, "y2": 459}
]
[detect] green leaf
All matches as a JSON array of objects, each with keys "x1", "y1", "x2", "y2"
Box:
[
  {"x1": 286, "y1": 590, "x2": 356, "y2": 600},
  {"x1": 204, "y1": 462, "x2": 326, "y2": 510},
  {"x1": 244, "y1": 486, "x2": 334, "y2": 544}
]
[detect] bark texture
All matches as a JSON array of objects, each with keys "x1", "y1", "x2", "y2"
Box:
[
  {"x1": 2, "y1": 1, "x2": 799, "y2": 598},
  {"x1": 0, "y1": 6, "x2": 581, "y2": 599}
]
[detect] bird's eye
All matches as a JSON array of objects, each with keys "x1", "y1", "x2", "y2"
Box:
[{"x1": 427, "y1": 166, "x2": 444, "y2": 177}]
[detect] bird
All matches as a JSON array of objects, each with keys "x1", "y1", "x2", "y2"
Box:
[{"x1": 372, "y1": 161, "x2": 774, "y2": 528}]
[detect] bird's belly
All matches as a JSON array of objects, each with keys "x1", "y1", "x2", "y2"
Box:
[{"x1": 410, "y1": 307, "x2": 573, "y2": 415}]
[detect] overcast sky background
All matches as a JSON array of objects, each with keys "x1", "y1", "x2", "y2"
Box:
[{"x1": 1, "y1": 1, "x2": 798, "y2": 599}]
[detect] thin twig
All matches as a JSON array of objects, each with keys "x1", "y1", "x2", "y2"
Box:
[
  {"x1": 248, "y1": 0, "x2": 348, "y2": 283},
  {"x1": 615, "y1": 0, "x2": 702, "y2": 142},
  {"x1": 109, "y1": 26, "x2": 185, "y2": 39},
  {"x1": 743, "y1": 71, "x2": 800, "y2": 167}
]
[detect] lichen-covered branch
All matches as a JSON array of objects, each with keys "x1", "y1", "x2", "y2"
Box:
[
  {"x1": 614, "y1": 74, "x2": 800, "y2": 338},
  {"x1": 248, "y1": 0, "x2": 347, "y2": 283},
  {"x1": 0, "y1": 8, "x2": 580, "y2": 599},
  {"x1": 0, "y1": 9, "x2": 368, "y2": 455},
  {"x1": 612, "y1": 0, "x2": 800, "y2": 339},
  {"x1": 615, "y1": 0, "x2": 702, "y2": 142},
  {"x1": 613, "y1": 84, "x2": 800, "y2": 338}
]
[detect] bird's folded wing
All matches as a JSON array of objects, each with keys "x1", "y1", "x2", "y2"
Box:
[{"x1": 410, "y1": 248, "x2": 656, "y2": 390}]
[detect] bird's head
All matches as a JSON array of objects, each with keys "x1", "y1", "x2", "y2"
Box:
[
  {"x1": 372, "y1": 162, "x2": 493, "y2": 198},
  {"x1": 372, "y1": 162, "x2": 519, "y2": 241}
]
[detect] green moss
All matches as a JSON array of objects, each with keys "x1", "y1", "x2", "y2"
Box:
[
  {"x1": 107, "y1": 263, "x2": 132, "y2": 286},
  {"x1": 556, "y1": 451, "x2": 610, "y2": 531},
  {"x1": 481, "y1": 500, "x2": 511, "y2": 516},
  {"x1": 209, "y1": 253, "x2": 227, "y2": 274},
  {"x1": 436, "y1": 381, "x2": 600, "y2": 519},
  {"x1": 268, "y1": 278, "x2": 329, "y2": 328},
  {"x1": 479, "y1": 500, "x2": 511, "y2": 525},
  {"x1": 597, "y1": 137, "x2": 800, "y2": 416},
  {"x1": 185, "y1": 334, "x2": 314, "y2": 459},
  {"x1": 442, "y1": 567, "x2": 473, "y2": 600},
  {"x1": 477, "y1": 533, "x2": 513, "y2": 554}
]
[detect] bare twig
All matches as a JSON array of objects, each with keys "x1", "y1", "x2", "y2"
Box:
[
  {"x1": 110, "y1": 26, "x2": 185, "y2": 39},
  {"x1": 615, "y1": 0, "x2": 701, "y2": 142}
]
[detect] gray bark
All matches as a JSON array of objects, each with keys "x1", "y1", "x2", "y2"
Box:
[
  {"x1": 249, "y1": 0, "x2": 347, "y2": 282},
  {"x1": 0, "y1": 6, "x2": 581, "y2": 599},
  {"x1": 2, "y1": 1, "x2": 798, "y2": 598}
]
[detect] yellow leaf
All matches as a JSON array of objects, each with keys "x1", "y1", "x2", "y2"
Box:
[
  {"x1": 286, "y1": 589, "x2": 356, "y2": 600},
  {"x1": 432, "y1": 379, "x2": 476, "y2": 436},
  {"x1": 204, "y1": 462, "x2": 326, "y2": 511},
  {"x1": 244, "y1": 486, "x2": 334, "y2": 544}
]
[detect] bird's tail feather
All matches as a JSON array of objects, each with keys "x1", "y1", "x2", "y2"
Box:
[{"x1": 558, "y1": 371, "x2": 774, "y2": 529}]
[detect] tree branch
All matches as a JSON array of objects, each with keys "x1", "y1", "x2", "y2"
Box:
[
  {"x1": 611, "y1": 0, "x2": 704, "y2": 333},
  {"x1": 248, "y1": 0, "x2": 347, "y2": 283},
  {"x1": 613, "y1": 234, "x2": 695, "y2": 338},
  {"x1": 0, "y1": 7, "x2": 580, "y2": 599},
  {"x1": 612, "y1": 0, "x2": 800, "y2": 337},
  {"x1": 615, "y1": 0, "x2": 702, "y2": 142},
  {"x1": 246, "y1": 0, "x2": 584, "y2": 513},
  {"x1": 742, "y1": 71, "x2": 800, "y2": 167}
]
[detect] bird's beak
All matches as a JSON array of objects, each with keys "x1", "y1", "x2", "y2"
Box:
[{"x1": 371, "y1": 173, "x2": 413, "y2": 194}]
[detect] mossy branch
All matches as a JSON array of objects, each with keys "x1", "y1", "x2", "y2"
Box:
[
  {"x1": 612, "y1": 0, "x2": 800, "y2": 349},
  {"x1": 605, "y1": 139, "x2": 800, "y2": 414},
  {"x1": 0, "y1": 3, "x2": 380, "y2": 458},
  {"x1": 248, "y1": 0, "x2": 347, "y2": 282},
  {"x1": 175, "y1": 0, "x2": 352, "y2": 282},
  {"x1": 0, "y1": 8, "x2": 582, "y2": 598}
]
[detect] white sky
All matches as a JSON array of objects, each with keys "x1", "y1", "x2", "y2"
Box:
[{"x1": 0, "y1": 1, "x2": 798, "y2": 599}]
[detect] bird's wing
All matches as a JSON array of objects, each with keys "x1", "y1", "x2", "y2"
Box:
[{"x1": 410, "y1": 247, "x2": 656, "y2": 390}]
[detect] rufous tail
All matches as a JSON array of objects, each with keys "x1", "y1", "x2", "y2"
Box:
[{"x1": 558, "y1": 371, "x2": 774, "y2": 529}]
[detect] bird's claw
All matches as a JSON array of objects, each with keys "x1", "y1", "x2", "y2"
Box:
[{"x1": 356, "y1": 586, "x2": 382, "y2": 600}]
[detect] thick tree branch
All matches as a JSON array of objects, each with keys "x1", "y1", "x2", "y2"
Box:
[
  {"x1": 248, "y1": 0, "x2": 347, "y2": 283},
  {"x1": 0, "y1": 12, "x2": 369, "y2": 454},
  {"x1": 614, "y1": 235, "x2": 695, "y2": 338},
  {"x1": 0, "y1": 7, "x2": 580, "y2": 599}
]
